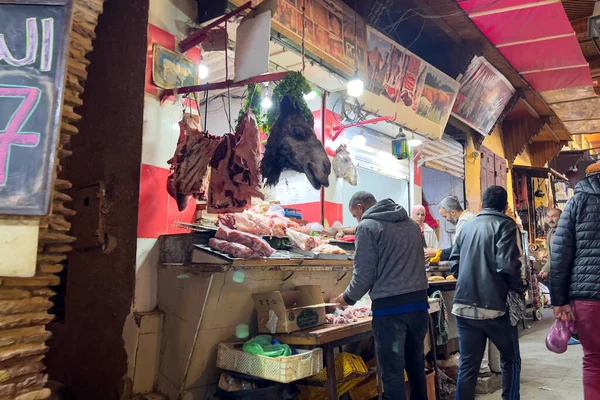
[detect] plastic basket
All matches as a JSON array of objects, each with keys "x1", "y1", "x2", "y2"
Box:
[
  {"x1": 349, "y1": 370, "x2": 407, "y2": 400},
  {"x1": 349, "y1": 376, "x2": 379, "y2": 400},
  {"x1": 299, "y1": 375, "x2": 368, "y2": 400},
  {"x1": 217, "y1": 343, "x2": 323, "y2": 383},
  {"x1": 308, "y1": 352, "x2": 368, "y2": 382}
]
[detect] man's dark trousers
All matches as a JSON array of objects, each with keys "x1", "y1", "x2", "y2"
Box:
[
  {"x1": 456, "y1": 314, "x2": 521, "y2": 400},
  {"x1": 372, "y1": 311, "x2": 429, "y2": 400}
]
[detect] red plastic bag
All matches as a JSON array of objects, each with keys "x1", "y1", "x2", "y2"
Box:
[{"x1": 546, "y1": 319, "x2": 576, "y2": 354}]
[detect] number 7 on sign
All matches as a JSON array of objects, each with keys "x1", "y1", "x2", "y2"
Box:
[{"x1": 0, "y1": 86, "x2": 41, "y2": 186}]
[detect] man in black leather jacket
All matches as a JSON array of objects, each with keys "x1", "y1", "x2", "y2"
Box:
[
  {"x1": 551, "y1": 163, "x2": 600, "y2": 399},
  {"x1": 449, "y1": 186, "x2": 526, "y2": 400}
]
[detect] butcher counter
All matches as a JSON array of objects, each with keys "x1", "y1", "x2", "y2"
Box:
[
  {"x1": 156, "y1": 232, "x2": 443, "y2": 399},
  {"x1": 156, "y1": 232, "x2": 356, "y2": 398}
]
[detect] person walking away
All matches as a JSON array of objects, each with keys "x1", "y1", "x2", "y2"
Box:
[
  {"x1": 551, "y1": 162, "x2": 600, "y2": 400},
  {"x1": 423, "y1": 196, "x2": 500, "y2": 376},
  {"x1": 412, "y1": 205, "x2": 439, "y2": 249},
  {"x1": 538, "y1": 208, "x2": 561, "y2": 280},
  {"x1": 331, "y1": 191, "x2": 429, "y2": 400},
  {"x1": 449, "y1": 186, "x2": 526, "y2": 400}
]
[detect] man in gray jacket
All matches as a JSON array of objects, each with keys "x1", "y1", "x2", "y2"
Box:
[{"x1": 332, "y1": 191, "x2": 429, "y2": 400}]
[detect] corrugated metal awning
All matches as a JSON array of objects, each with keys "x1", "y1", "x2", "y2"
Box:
[{"x1": 418, "y1": 136, "x2": 465, "y2": 179}]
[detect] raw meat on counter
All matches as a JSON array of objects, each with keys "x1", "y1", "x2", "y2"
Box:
[
  {"x1": 216, "y1": 209, "x2": 311, "y2": 238},
  {"x1": 326, "y1": 306, "x2": 371, "y2": 324},
  {"x1": 208, "y1": 238, "x2": 260, "y2": 259},
  {"x1": 215, "y1": 225, "x2": 275, "y2": 257},
  {"x1": 167, "y1": 116, "x2": 221, "y2": 211},
  {"x1": 286, "y1": 228, "x2": 317, "y2": 251},
  {"x1": 312, "y1": 243, "x2": 346, "y2": 255},
  {"x1": 332, "y1": 144, "x2": 358, "y2": 186},
  {"x1": 217, "y1": 214, "x2": 236, "y2": 229},
  {"x1": 234, "y1": 210, "x2": 274, "y2": 236}
]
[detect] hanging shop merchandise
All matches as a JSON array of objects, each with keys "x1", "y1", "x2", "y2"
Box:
[{"x1": 166, "y1": 72, "x2": 331, "y2": 213}]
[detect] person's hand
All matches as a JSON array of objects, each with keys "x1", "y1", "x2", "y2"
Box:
[
  {"x1": 539, "y1": 271, "x2": 549, "y2": 280},
  {"x1": 328, "y1": 294, "x2": 347, "y2": 312},
  {"x1": 424, "y1": 248, "x2": 438, "y2": 260},
  {"x1": 554, "y1": 304, "x2": 576, "y2": 322}
]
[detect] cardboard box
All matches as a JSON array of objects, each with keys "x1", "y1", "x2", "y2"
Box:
[{"x1": 253, "y1": 285, "x2": 334, "y2": 334}]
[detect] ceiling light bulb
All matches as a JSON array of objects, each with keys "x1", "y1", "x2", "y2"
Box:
[
  {"x1": 263, "y1": 81, "x2": 269, "y2": 87},
  {"x1": 351, "y1": 133, "x2": 367, "y2": 148},
  {"x1": 407, "y1": 139, "x2": 423, "y2": 147},
  {"x1": 347, "y1": 76, "x2": 364, "y2": 97},
  {"x1": 198, "y1": 64, "x2": 209, "y2": 79},
  {"x1": 261, "y1": 97, "x2": 272, "y2": 109},
  {"x1": 303, "y1": 90, "x2": 317, "y2": 101}
]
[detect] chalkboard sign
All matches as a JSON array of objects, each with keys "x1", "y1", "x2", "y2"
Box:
[{"x1": 0, "y1": 0, "x2": 73, "y2": 215}]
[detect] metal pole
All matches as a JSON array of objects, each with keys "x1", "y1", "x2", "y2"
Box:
[{"x1": 320, "y1": 91, "x2": 327, "y2": 226}]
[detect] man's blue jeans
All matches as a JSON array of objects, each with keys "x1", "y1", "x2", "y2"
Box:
[
  {"x1": 372, "y1": 311, "x2": 429, "y2": 400},
  {"x1": 456, "y1": 314, "x2": 521, "y2": 400}
]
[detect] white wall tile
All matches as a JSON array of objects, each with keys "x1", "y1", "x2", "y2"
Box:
[
  {"x1": 133, "y1": 332, "x2": 162, "y2": 394},
  {"x1": 136, "y1": 238, "x2": 159, "y2": 312}
]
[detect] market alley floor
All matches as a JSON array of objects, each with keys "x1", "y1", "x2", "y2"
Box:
[{"x1": 477, "y1": 310, "x2": 583, "y2": 400}]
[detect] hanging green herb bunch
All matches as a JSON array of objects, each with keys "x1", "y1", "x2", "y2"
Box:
[
  {"x1": 236, "y1": 83, "x2": 266, "y2": 130},
  {"x1": 266, "y1": 71, "x2": 314, "y2": 133}
]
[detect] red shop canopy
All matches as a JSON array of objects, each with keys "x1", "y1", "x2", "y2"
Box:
[{"x1": 458, "y1": 0, "x2": 592, "y2": 92}]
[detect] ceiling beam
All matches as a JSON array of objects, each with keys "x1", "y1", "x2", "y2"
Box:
[
  {"x1": 519, "y1": 97, "x2": 540, "y2": 119},
  {"x1": 545, "y1": 123, "x2": 561, "y2": 143}
]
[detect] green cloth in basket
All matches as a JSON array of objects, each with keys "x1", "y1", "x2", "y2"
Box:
[{"x1": 243, "y1": 335, "x2": 292, "y2": 358}]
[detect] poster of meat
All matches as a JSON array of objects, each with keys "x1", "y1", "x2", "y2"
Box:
[
  {"x1": 452, "y1": 56, "x2": 515, "y2": 136},
  {"x1": 365, "y1": 28, "x2": 459, "y2": 138},
  {"x1": 231, "y1": 0, "x2": 368, "y2": 78}
]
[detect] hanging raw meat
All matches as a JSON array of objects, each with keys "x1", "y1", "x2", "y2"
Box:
[
  {"x1": 332, "y1": 143, "x2": 358, "y2": 186},
  {"x1": 207, "y1": 110, "x2": 264, "y2": 214},
  {"x1": 167, "y1": 115, "x2": 221, "y2": 211},
  {"x1": 261, "y1": 95, "x2": 331, "y2": 190},
  {"x1": 232, "y1": 110, "x2": 261, "y2": 189}
]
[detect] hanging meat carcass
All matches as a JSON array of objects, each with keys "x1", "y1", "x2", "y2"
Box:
[
  {"x1": 261, "y1": 95, "x2": 331, "y2": 190},
  {"x1": 207, "y1": 110, "x2": 264, "y2": 214},
  {"x1": 167, "y1": 107, "x2": 264, "y2": 214},
  {"x1": 332, "y1": 143, "x2": 358, "y2": 186},
  {"x1": 167, "y1": 115, "x2": 221, "y2": 211}
]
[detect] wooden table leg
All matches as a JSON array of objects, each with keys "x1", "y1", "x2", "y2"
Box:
[
  {"x1": 325, "y1": 344, "x2": 338, "y2": 400},
  {"x1": 429, "y1": 314, "x2": 441, "y2": 400},
  {"x1": 374, "y1": 349, "x2": 383, "y2": 400}
]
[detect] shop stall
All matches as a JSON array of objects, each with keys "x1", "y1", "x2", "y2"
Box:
[
  {"x1": 138, "y1": 0, "x2": 470, "y2": 398},
  {"x1": 512, "y1": 165, "x2": 568, "y2": 242}
]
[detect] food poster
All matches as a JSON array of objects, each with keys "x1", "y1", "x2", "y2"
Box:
[
  {"x1": 231, "y1": 0, "x2": 368, "y2": 78},
  {"x1": 366, "y1": 28, "x2": 460, "y2": 139},
  {"x1": 452, "y1": 56, "x2": 515, "y2": 136}
]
